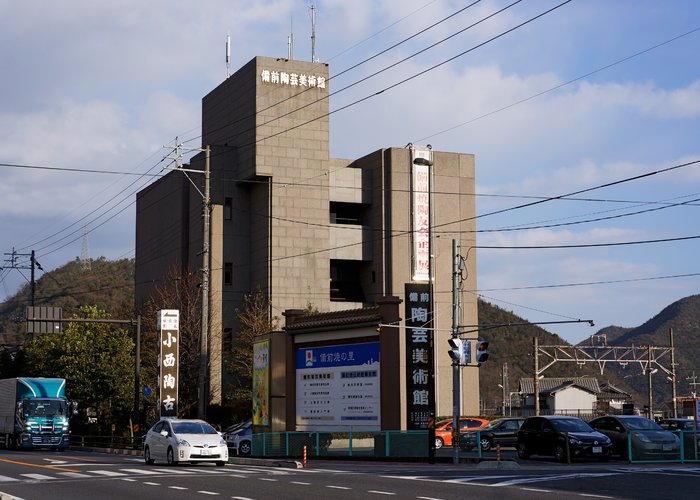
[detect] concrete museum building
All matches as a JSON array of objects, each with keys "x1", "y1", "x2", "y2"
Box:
[{"x1": 135, "y1": 55, "x2": 479, "y2": 430}]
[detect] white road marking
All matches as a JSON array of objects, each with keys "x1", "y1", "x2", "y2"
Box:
[
  {"x1": 417, "y1": 497, "x2": 445, "y2": 500},
  {"x1": 231, "y1": 496, "x2": 255, "y2": 500},
  {"x1": 259, "y1": 478, "x2": 278, "y2": 482},
  {"x1": 119, "y1": 468, "x2": 161, "y2": 475},
  {"x1": 169, "y1": 486, "x2": 188, "y2": 490},
  {"x1": 326, "y1": 485, "x2": 352, "y2": 490},
  {"x1": 368, "y1": 490, "x2": 396, "y2": 495},
  {"x1": 0, "y1": 475, "x2": 19, "y2": 482},
  {"x1": 522, "y1": 488, "x2": 551, "y2": 493},
  {"x1": 579, "y1": 495, "x2": 614, "y2": 499},
  {"x1": 291, "y1": 481, "x2": 310, "y2": 485},
  {"x1": 197, "y1": 491, "x2": 220, "y2": 496},
  {"x1": 20, "y1": 474, "x2": 54, "y2": 481},
  {"x1": 143, "y1": 482, "x2": 161, "y2": 486},
  {"x1": 90, "y1": 470, "x2": 127, "y2": 476},
  {"x1": 120, "y1": 478, "x2": 137, "y2": 482},
  {"x1": 57, "y1": 472, "x2": 92, "y2": 478}
]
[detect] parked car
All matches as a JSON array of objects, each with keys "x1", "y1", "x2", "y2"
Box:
[
  {"x1": 459, "y1": 417, "x2": 525, "y2": 451},
  {"x1": 434, "y1": 417, "x2": 489, "y2": 449},
  {"x1": 516, "y1": 415, "x2": 612, "y2": 462},
  {"x1": 223, "y1": 420, "x2": 252, "y2": 455},
  {"x1": 589, "y1": 415, "x2": 680, "y2": 460},
  {"x1": 143, "y1": 419, "x2": 228, "y2": 466},
  {"x1": 657, "y1": 418, "x2": 700, "y2": 457}
]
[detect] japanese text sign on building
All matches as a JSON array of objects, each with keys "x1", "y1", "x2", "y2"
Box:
[
  {"x1": 260, "y1": 69, "x2": 326, "y2": 90},
  {"x1": 405, "y1": 283, "x2": 435, "y2": 430},
  {"x1": 158, "y1": 309, "x2": 179, "y2": 419},
  {"x1": 411, "y1": 147, "x2": 432, "y2": 282}
]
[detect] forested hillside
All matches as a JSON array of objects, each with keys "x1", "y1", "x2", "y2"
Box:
[{"x1": 0, "y1": 258, "x2": 134, "y2": 345}]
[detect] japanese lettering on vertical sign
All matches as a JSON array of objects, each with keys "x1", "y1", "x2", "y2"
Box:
[
  {"x1": 405, "y1": 283, "x2": 434, "y2": 430},
  {"x1": 411, "y1": 148, "x2": 431, "y2": 282},
  {"x1": 252, "y1": 340, "x2": 270, "y2": 426},
  {"x1": 157, "y1": 309, "x2": 179, "y2": 419}
]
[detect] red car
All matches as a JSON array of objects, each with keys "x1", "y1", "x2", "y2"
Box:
[{"x1": 435, "y1": 417, "x2": 489, "y2": 449}]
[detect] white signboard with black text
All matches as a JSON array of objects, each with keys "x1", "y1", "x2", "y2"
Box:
[{"x1": 295, "y1": 342, "x2": 380, "y2": 431}]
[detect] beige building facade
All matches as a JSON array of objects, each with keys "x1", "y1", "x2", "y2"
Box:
[{"x1": 135, "y1": 56, "x2": 480, "y2": 424}]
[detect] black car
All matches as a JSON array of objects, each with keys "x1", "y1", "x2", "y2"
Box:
[
  {"x1": 459, "y1": 418, "x2": 525, "y2": 451},
  {"x1": 516, "y1": 415, "x2": 612, "y2": 462},
  {"x1": 590, "y1": 415, "x2": 680, "y2": 460},
  {"x1": 658, "y1": 418, "x2": 700, "y2": 459}
]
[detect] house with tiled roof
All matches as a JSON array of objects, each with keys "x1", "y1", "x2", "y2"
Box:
[{"x1": 518, "y1": 377, "x2": 601, "y2": 417}]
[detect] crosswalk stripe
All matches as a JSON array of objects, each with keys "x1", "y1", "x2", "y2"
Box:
[
  {"x1": 152, "y1": 468, "x2": 196, "y2": 474},
  {"x1": 0, "y1": 475, "x2": 19, "y2": 482},
  {"x1": 89, "y1": 470, "x2": 127, "y2": 477},
  {"x1": 57, "y1": 472, "x2": 92, "y2": 478},
  {"x1": 180, "y1": 468, "x2": 227, "y2": 474},
  {"x1": 21, "y1": 473, "x2": 54, "y2": 480},
  {"x1": 118, "y1": 468, "x2": 160, "y2": 475}
]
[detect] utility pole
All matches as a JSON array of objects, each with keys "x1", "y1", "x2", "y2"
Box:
[
  {"x1": 3, "y1": 249, "x2": 41, "y2": 306},
  {"x1": 501, "y1": 362, "x2": 508, "y2": 415},
  {"x1": 451, "y1": 239, "x2": 460, "y2": 465},
  {"x1": 534, "y1": 336, "x2": 540, "y2": 416},
  {"x1": 198, "y1": 145, "x2": 211, "y2": 420},
  {"x1": 670, "y1": 328, "x2": 678, "y2": 418},
  {"x1": 164, "y1": 139, "x2": 212, "y2": 420}
]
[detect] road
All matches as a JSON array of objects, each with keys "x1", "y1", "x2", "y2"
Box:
[{"x1": 1, "y1": 449, "x2": 700, "y2": 499}]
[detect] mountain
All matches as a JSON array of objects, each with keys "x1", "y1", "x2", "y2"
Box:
[
  {"x1": 475, "y1": 298, "x2": 647, "y2": 414},
  {"x1": 591, "y1": 294, "x2": 700, "y2": 412},
  {"x1": 0, "y1": 258, "x2": 134, "y2": 346}
]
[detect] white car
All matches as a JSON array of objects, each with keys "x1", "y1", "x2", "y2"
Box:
[{"x1": 143, "y1": 419, "x2": 228, "y2": 466}]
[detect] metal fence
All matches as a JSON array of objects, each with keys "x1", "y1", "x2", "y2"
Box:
[{"x1": 251, "y1": 431, "x2": 429, "y2": 459}]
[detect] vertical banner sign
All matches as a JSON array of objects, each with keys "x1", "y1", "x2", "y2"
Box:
[
  {"x1": 405, "y1": 283, "x2": 434, "y2": 430},
  {"x1": 157, "y1": 309, "x2": 179, "y2": 419},
  {"x1": 252, "y1": 340, "x2": 270, "y2": 426},
  {"x1": 411, "y1": 147, "x2": 431, "y2": 282}
]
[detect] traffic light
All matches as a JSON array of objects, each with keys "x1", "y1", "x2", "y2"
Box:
[
  {"x1": 475, "y1": 339, "x2": 490, "y2": 365},
  {"x1": 448, "y1": 337, "x2": 464, "y2": 365}
]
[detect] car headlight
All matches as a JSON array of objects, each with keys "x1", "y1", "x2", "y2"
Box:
[
  {"x1": 219, "y1": 438, "x2": 227, "y2": 447},
  {"x1": 635, "y1": 433, "x2": 652, "y2": 443},
  {"x1": 568, "y1": 437, "x2": 582, "y2": 445},
  {"x1": 176, "y1": 439, "x2": 191, "y2": 447}
]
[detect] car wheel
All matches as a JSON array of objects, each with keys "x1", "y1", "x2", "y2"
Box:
[
  {"x1": 167, "y1": 446, "x2": 178, "y2": 466},
  {"x1": 238, "y1": 440, "x2": 252, "y2": 455},
  {"x1": 435, "y1": 437, "x2": 444, "y2": 450},
  {"x1": 555, "y1": 444, "x2": 567, "y2": 463},
  {"x1": 517, "y1": 442, "x2": 530, "y2": 459},
  {"x1": 480, "y1": 438, "x2": 492, "y2": 452},
  {"x1": 216, "y1": 461, "x2": 226, "y2": 467},
  {"x1": 144, "y1": 446, "x2": 155, "y2": 465}
]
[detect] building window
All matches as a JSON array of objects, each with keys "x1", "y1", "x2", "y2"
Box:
[
  {"x1": 224, "y1": 197, "x2": 232, "y2": 220},
  {"x1": 330, "y1": 260, "x2": 366, "y2": 302},
  {"x1": 224, "y1": 262, "x2": 233, "y2": 285}
]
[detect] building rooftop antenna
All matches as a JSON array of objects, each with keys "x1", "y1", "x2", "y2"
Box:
[
  {"x1": 310, "y1": 1, "x2": 318, "y2": 62},
  {"x1": 288, "y1": 16, "x2": 293, "y2": 60},
  {"x1": 225, "y1": 32, "x2": 231, "y2": 78}
]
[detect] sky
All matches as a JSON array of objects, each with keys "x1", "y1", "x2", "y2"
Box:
[{"x1": 1, "y1": 0, "x2": 699, "y2": 345}]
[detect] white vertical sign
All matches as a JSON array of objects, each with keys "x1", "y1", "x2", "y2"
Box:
[
  {"x1": 158, "y1": 310, "x2": 179, "y2": 419},
  {"x1": 411, "y1": 147, "x2": 432, "y2": 282}
]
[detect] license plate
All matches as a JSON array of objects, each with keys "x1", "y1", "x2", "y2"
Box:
[
  {"x1": 592, "y1": 446, "x2": 602, "y2": 454},
  {"x1": 200, "y1": 449, "x2": 210, "y2": 456}
]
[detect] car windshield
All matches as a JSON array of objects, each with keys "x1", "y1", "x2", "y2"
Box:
[
  {"x1": 487, "y1": 419, "x2": 504, "y2": 429},
  {"x1": 624, "y1": 418, "x2": 662, "y2": 430},
  {"x1": 171, "y1": 421, "x2": 218, "y2": 434},
  {"x1": 551, "y1": 419, "x2": 593, "y2": 433}
]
